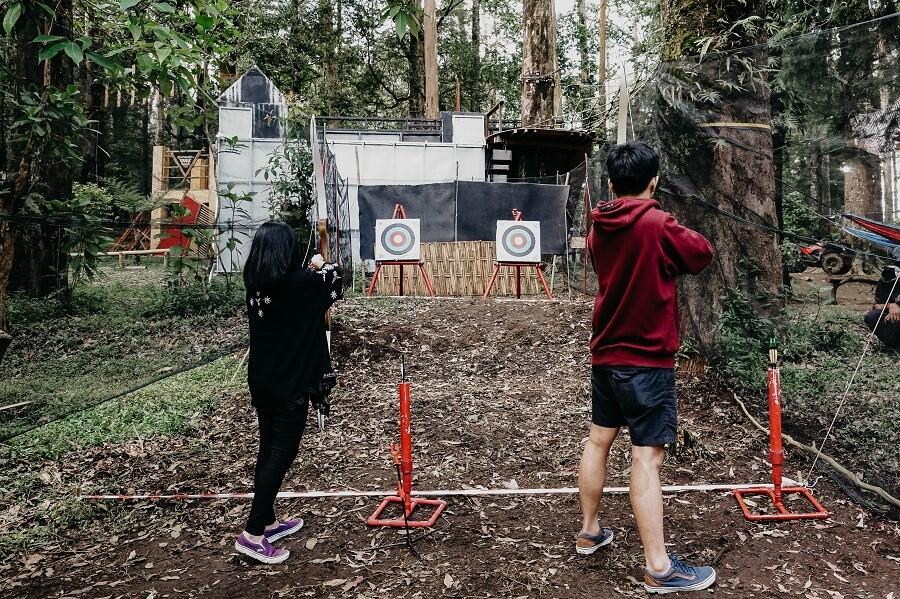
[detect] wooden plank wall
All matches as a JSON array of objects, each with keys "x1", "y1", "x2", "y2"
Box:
[{"x1": 373, "y1": 241, "x2": 545, "y2": 296}]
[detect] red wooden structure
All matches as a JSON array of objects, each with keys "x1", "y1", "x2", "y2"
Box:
[
  {"x1": 366, "y1": 203, "x2": 436, "y2": 297},
  {"x1": 733, "y1": 340, "x2": 828, "y2": 522},
  {"x1": 156, "y1": 193, "x2": 213, "y2": 253}
]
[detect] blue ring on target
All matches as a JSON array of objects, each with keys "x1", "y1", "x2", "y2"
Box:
[
  {"x1": 501, "y1": 225, "x2": 536, "y2": 257},
  {"x1": 380, "y1": 223, "x2": 417, "y2": 256}
]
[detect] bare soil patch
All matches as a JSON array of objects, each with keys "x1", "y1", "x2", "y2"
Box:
[{"x1": 3, "y1": 298, "x2": 899, "y2": 598}]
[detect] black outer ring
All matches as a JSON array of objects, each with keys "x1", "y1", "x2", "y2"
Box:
[
  {"x1": 380, "y1": 223, "x2": 416, "y2": 256},
  {"x1": 501, "y1": 224, "x2": 537, "y2": 257}
]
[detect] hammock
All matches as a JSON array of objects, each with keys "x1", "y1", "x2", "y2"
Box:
[
  {"x1": 843, "y1": 226, "x2": 900, "y2": 251},
  {"x1": 843, "y1": 214, "x2": 900, "y2": 244}
]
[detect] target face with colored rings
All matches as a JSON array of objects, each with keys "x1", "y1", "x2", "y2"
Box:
[
  {"x1": 501, "y1": 225, "x2": 536, "y2": 257},
  {"x1": 375, "y1": 219, "x2": 422, "y2": 261},
  {"x1": 381, "y1": 223, "x2": 416, "y2": 255},
  {"x1": 495, "y1": 220, "x2": 541, "y2": 263}
]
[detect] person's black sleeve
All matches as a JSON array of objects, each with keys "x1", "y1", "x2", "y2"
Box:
[{"x1": 316, "y1": 263, "x2": 344, "y2": 309}]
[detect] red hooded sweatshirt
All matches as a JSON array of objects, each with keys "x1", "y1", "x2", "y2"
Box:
[{"x1": 587, "y1": 198, "x2": 713, "y2": 368}]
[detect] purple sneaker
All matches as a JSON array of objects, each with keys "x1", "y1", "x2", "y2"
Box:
[
  {"x1": 234, "y1": 533, "x2": 290, "y2": 564},
  {"x1": 264, "y1": 517, "x2": 305, "y2": 542}
]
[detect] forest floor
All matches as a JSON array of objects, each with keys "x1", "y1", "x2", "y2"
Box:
[{"x1": 2, "y1": 289, "x2": 899, "y2": 598}]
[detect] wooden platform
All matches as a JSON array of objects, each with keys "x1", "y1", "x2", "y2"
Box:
[{"x1": 373, "y1": 241, "x2": 548, "y2": 297}]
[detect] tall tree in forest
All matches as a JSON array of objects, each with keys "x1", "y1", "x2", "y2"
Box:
[
  {"x1": 423, "y1": 0, "x2": 439, "y2": 117},
  {"x1": 0, "y1": 0, "x2": 237, "y2": 332},
  {"x1": 652, "y1": 0, "x2": 783, "y2": 355},
  {"x1": 1, "y1": 0, "x2": 78, "y2": 323},
  {"x1": 576, "y1": 0, "x2": 589, "y2": 91},
  {"x1": 597, "y1": 0, "x2": 606, "y2": 134},
  {"x1": 470, "y1": 0, "x2": 481, "y2": 111},
  {"x1": 521, "y1": 0, "x2": 560, "y2": 126}
]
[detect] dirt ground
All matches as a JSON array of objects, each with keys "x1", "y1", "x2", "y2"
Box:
[
  {"x1": 3, "y1": 297, "x2": 899, "y2": 598},
  {"x1": 790, "y1": 270, "x2": 878, "y2": 308}
]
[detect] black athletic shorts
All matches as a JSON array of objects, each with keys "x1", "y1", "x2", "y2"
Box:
[{"x1": 591, "y1": 366, "x2": 677, "y2": 446}]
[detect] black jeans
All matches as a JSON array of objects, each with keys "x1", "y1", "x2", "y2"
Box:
[{"x1": 246, "y1": 397, "x2": 308, "y2": 535}]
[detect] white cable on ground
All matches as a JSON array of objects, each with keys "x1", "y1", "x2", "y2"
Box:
[
  {"x1": 80, "y1": 481, "x2": 790, "y2": 501},
  {"x1": 733, "y1": 392, "x2": 900, "y2": 511}
]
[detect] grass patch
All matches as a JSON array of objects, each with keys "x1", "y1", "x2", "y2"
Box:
[
  {"x1": 1, "y1": 275, "x2": 246, "y2": 441},
  {"x1": 0, "y1": 356, "x2": 244, "y2": 554},
  {"x1": 4, "y1": 355, "x2": 242, "y2": 460},
  {"x1": 719, "y1": 297, "x2": 899, "y2": 501}
]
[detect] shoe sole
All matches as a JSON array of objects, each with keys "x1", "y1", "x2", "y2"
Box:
[
  {"x1": 265, "y1": 519, "x2": 305, "y2": 543},
  {"x1": 234, "y1": 541, "x2": 290, "y2": 564},
  {"x1": 644, "y1": 570, "x2": 716, "y2": 594},
  {"x1": 575, "y1": 532, "x2": 614, "y2": 555}
]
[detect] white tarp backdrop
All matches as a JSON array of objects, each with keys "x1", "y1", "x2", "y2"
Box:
[
  {"x1": 215, "y1": 67, "x2": 285, "y2": 272},
  {"x1": 216, "y1": 68, "x2": 488, "y2": 271}
]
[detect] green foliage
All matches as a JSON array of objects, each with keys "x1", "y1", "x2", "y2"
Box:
[
  {"x1": 782, "y1": 190, "x2": 821, "y2": 239},
  {"x1": 717, "y1": 289, "x2": 777, "y2": 393},
  {"x1": 256, "y1": 104, "x2": 315, "y2": 252},
  {"x1": 141, "y1": 276, "x2": 244, "y2": 318},
  {"x1": 382, "y1": 0, "x2": 421, "y2": 39}
]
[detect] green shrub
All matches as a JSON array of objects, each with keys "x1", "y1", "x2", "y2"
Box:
[{"x1": 140, "y1": 277, "x2": 245, "y2": 318}]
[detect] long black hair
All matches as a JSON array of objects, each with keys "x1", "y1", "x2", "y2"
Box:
[{"x1": 243, "y1": 221, "x2": 301, "y2": 290}]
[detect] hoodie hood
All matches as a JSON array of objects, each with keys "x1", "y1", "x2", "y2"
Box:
[{"x1": 590, "y1": 198, "x2": 659, "y2": 233}]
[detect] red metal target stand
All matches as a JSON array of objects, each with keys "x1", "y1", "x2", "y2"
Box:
[
  {"x1": 367, "y1": 360, "x2": 447, "y2": 528},
  {"x1": 483, "y1": 209, "x2": 553, "y2": 300},
  {"x1": 733, "y1": 340, "x2": 829, "y2": 522},
  {"x1": 366, "y1": 203, "x2": 436, "y2": 297}
]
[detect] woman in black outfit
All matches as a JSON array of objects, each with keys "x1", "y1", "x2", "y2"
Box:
[{"x1": 234, "y1": 221, "x2": 343, "y2": 564}]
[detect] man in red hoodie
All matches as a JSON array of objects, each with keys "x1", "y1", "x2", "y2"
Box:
[{"x1": 575, "y1": 142, "x2": 716, "y2": 594}]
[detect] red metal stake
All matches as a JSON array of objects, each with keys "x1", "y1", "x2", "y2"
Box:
[
  {"x1": 398, "y1": 380, "x2": 413, "y2": 514},
  {"x1": 368, "y1": 366, "x2": 447, "y2": 528},
  {"x1": 734, "y1": 340, "x2": 828, "y2": 522}
]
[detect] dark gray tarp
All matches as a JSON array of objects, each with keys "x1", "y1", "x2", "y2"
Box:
[{"x1": 358, "y1": 182, "x2": 568, "y2": 259}]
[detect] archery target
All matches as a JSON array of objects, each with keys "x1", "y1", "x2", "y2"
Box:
[
  {"x1": 496, "y1": 220, "x2": 541, "y2": 263},
  {"x1": 375, "y1": 219, "x2": 421, "y2": 261}
]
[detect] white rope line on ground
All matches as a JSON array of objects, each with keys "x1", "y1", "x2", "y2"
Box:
[
  {"x1": 80, "y1": 480, "x2": 795, "y2": 501},
  {"x1": 804, "y1": 275, "x2": 900, "y2": 485}
]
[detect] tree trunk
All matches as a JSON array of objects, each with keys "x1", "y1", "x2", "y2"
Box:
[
  {"x1": 654, "y1": 0, "x2": 782, "y2": 356},
  {"x1": 423, "y1": 0, "x2": 439, "y2": 119},
  {"x1": 0, "y1": 221, "x2": 16, "y2": 332},
  {"x1": 0, "y1": 0, "x2": 75, "y2": 328},
  {"x1": 470, "y1": 0, "x2": 481, "y2": 112},
  {"x1": 842, "y1": 154, "x2": 882, "y2": 218},
  {"x1": 576, "y1": 0, "x2": 588, "y2": 87},
  {"x1": 597, "y1": 0, "x2": 607, "y2": 135},
  {"x1": 320, "y1": 0, "x2": 339, "y2": 114},
  {"x1": 407, "y1": 17, "x2": 425, "y2": 118},
  {"x1": 521, "y1": 0, "x2": 560, "y2": 127}
]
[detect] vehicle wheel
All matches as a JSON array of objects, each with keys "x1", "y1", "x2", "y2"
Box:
[{"x1": 821, "y1": 252, "x2": 851, "y2": 275}]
